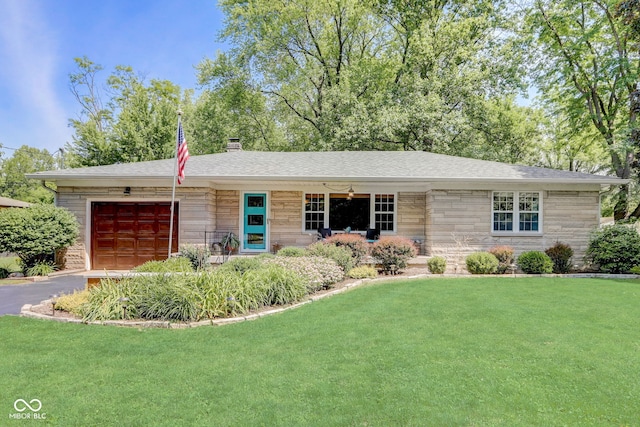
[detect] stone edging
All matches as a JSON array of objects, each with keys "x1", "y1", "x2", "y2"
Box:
[
  {"x1": 19, "y1": 272, "x2": 638, "y2": 328},
  {"x1": 20, "y1": 273, "x2": 432, "y2": 328}
]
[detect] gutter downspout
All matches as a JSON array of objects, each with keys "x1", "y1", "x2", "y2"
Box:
[{"x1": 41, "y1": 181, "x2": 58, "y2": 205}]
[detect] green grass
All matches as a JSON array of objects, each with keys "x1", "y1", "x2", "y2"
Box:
[
  {"x1": 0, "y1": 256, "x2": 20, "y2": 272},
  {"x1": 2, "y1": 277, "x2": 639, "y2": 426}
]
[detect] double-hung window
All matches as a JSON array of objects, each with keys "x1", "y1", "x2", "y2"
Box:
[
  {"x1": 303, "y1": 192, "x2": 395, "y2": 232},
  {"x1": 492, "y1": 191, "x2": 541, "y2": 233},
  {"x1": 304, "y1": 193, "x2": 325, "y2": 231}
]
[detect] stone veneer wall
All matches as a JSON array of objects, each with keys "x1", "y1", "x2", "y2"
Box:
[
  {"x1": 396, "y1": 192, "x2": 427, "y2": 254},
  {"x1": 56, "y1": 186, "x2": 216, "y2": 270},
  {"x1": 269, "y1": 191, "x2": 317, "y2": 250},
  {"x1": 425, "y1": 189, "x2": 600, "y2": 272}
]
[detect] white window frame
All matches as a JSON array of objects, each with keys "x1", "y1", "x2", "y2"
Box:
[
  {"x1": 302, "y1": 192, "x2": 397, "y2": 233},
  {"x1": 491, "y1": 191, "x2": 542, "y2": 235}
]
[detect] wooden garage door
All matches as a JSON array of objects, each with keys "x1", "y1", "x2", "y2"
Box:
[{"x1": 91, "y1": 202, "x2": 179, "y2": 270}]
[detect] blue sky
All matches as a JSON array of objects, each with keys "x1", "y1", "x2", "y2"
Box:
[{"x1": 0, "y1": 0, "x2": 226, "y2": 157}]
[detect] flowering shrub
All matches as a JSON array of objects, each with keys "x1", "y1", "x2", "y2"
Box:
[
  {"x1": 370, "y1": 236, "x2": 417, "y2": 273},
  {"x1": 324, "y1": 234, "x2": 369, "y2": 266},
  {"x1": 488, "y1": 245, "x2": 514, "y2": 274},
  {"x1": 266, "y1": 256, "x2": 344, "y2": 291},
  {"x1": 306, "y1": 242, "x2": 354, "y2": 272}
]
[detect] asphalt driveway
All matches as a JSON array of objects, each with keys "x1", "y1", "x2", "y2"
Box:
[{"x1": 0, "y1": 274, "x2": 87, "y2": 315}]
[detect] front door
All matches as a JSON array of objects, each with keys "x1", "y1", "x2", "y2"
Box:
[{"x1": 243, "y1": 193, "x2": 267, "y2": 251}]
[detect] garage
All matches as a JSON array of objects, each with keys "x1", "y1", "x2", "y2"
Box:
[{"x1": 91, "y1": 202, "x2": 179, "y2": 270}]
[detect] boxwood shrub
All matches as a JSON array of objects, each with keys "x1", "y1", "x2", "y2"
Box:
[
  {"x1": 465, "y1": 252, "x2": 499, "y2": 274},
  {"x1": 517, "y1": 251, "x2": 553, "y2": 274},
  {"x1": 427, "y1": 256, "x2": 447, "y2": 274}
]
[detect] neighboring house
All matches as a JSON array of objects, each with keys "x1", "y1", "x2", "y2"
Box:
[
  {"x1": 0, "y1": 196, "x2": 31, "y2": 209},
  {"x1": 28, "y1": 145, "x2": 625, "y2": 271}
]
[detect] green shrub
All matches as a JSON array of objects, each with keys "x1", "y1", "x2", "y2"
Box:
[
  {"x1": 488, "y1": 245, "x2": 515, "y2": 274},
  {"x1": 0, "y1": 267, "x2": 9, "y2": 279},
  {"x1": 133, "y1": 257, "x2": 194, "y2": 273},
  {"x1": 277, "y1": 247, "x2": 308, "y2": 257},
  {"x1": 0, "y1": 256, "x2": 21, "y2": 273},
  {"x1": 427, "y1": 256, "x2": 447, "y2": 274},
  {"x1": 242, "y1": 264, "x2": 308, "y2": 306},
  {"x1": 217, "y1": 256, "x2": 264, "y2": 274},
  {"x1": 179, "y1": 243, "x2": 211, "y2": 270},
  {"x1": 517, "y1": 251, "x2": 553, "y2": 274},
  {"x1": 347, "y1": 265, "x2": 378, "y2": 279},
  {"x1": 545, "y1": 242, "x2": 574, "y2": 273},
  {"x1": 55, "y1": 289, "x2": 90, "y2": 315},
  {"x1": 26, "y1": 261, "x2": 56, "y2": 277},
  {"x1": 266, "y1": 256, "x2": 344, "y2": 291},
  {"x1": 324, "y1": 234, "x2": 369, "y2": 266},
  {"x1": 465, "y1": 252, "x2": 499, "y2": 274},
  {"x1": 306, "y1": 242, "x2": 354, "y2": 273},
  {"x1": 630, "y1": 265, "x2": 640, "y2": 275},
  {"x1": 135, "y1": 274, "x2": 202, "y2": 321},
  {"x1": 0, "y1": 204, "x2": 79, "y2": 270},
  {"x1": 585, "y1": 224, "x2": 640, "y2": 273},
  {"x1": 81, "y1": 277, "x2": 140, "y2": 322},
  {"x1": 370, "y1": 236, "x2": 417, "y2": 273}
]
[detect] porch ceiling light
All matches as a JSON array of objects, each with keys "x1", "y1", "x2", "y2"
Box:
[{"x1": 322, "y1": 182, "x2": 355, "y2": 200}]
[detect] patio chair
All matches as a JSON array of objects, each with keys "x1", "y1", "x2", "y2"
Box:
[{"x1": 365, "y1": 227, "x2": 380, "y2": 243}]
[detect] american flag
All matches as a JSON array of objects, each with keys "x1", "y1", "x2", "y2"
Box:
[{"x1": 177, "y1": 121, "x2": 189, "y2": 184}]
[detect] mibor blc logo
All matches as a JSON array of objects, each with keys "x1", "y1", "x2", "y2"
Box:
[{"x1": 9, "y1": 399, "x2": 46, "y2": 420}]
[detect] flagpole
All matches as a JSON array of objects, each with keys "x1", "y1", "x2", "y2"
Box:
[{"x1": 168, "y1": 110, "x2": 182, "y2": 259}]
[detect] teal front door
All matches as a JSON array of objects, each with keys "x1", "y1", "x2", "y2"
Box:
[{"x1": 243, "y1": 193, "x2": 267, "y2": 250}]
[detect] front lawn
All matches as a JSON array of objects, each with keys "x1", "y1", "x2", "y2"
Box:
[{"x1": 1, "y1": 277, "x2": 639, "y2": 426}]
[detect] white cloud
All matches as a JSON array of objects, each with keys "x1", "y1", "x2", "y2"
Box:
[{"x1": 0, "y1": 0, "x2": 71, "y2": 150}]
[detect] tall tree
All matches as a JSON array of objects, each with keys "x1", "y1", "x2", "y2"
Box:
[
  {"x1": 209, "y1": 0, "x2": 531, "y2": 154},
  {"x1": 67, "y1": 57, "x2": 191, "y2": 167},
  {"x1": 528, "y1": 0, "x2": 640, "y2": 219},
  {"x1": 0, "y1": 145, "x2": 55, "y2": 203}
]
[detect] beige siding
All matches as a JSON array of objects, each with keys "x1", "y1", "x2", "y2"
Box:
[
  {"x1": 270, "y1": 191, "x2": 316, "y2": 248},
  {"x1": 396, "y1": 192, "x2": 427, "y2": 253},
  {"x1": 425, "y1": 189, "x2": 600, "y2": 272},
  {"x1": 215, "y1": 190, "x2": 239, "y2": 232},
  {"x1": 56, "y1": 186, "x2": 216, "y2": 270}
]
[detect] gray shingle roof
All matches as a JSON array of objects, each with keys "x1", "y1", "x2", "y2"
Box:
[{"x1": 29, "y1": 151, "x2": 624, "y2": 184}]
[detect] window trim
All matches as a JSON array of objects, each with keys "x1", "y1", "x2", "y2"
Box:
[
  {"x1": 491, "y1": 191, "x2": 543, "y2": 235},
  {"x1": 302, "y1": 192, "x2": 397, "y2": 233}
]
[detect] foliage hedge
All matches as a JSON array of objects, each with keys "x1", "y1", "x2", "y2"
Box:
[
  {"x1": 324, "y1": 233, "x2": 369, "y2": 266},
  {"x1": 585, "y1": 224, "x2": 640, "y2": 273},
  {"x1": 427, "y1": 256, "x2": 447, "y2": 274},
  {"x1": 545, "y1": 242, "x2": 574, "y2": 274},
  {"x1": 517, "y1": 251, "x2": 553, "y2": 274},
  {"x1": 132, "y1": 257, "x2": 194, "y2": 273},
  {"x1": 179, "y1": 244, "x2": 211, "y2": 270},
  {"x1": 465, "y1": 252, "x2": 499, "y2": 274},
  {"x1": 488, "y1": 245, "x2": 514, "y2": 274},
  {"x1": 346, "y1": 265, "x2": 378, "y2": 279},
  {"x1": 0, "y1": 204, "x2": 79, "y2": 269},
  {"x1": 370, "y1": 236, "x2": 417, "y2": 273},
  {"x1": 306, "y1": 242, "x2": 354, "y2": 273}
]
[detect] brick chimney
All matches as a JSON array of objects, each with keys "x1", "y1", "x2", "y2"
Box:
[{"x1": 226, "y1": 138, "x2": 242, "y2": 152}]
